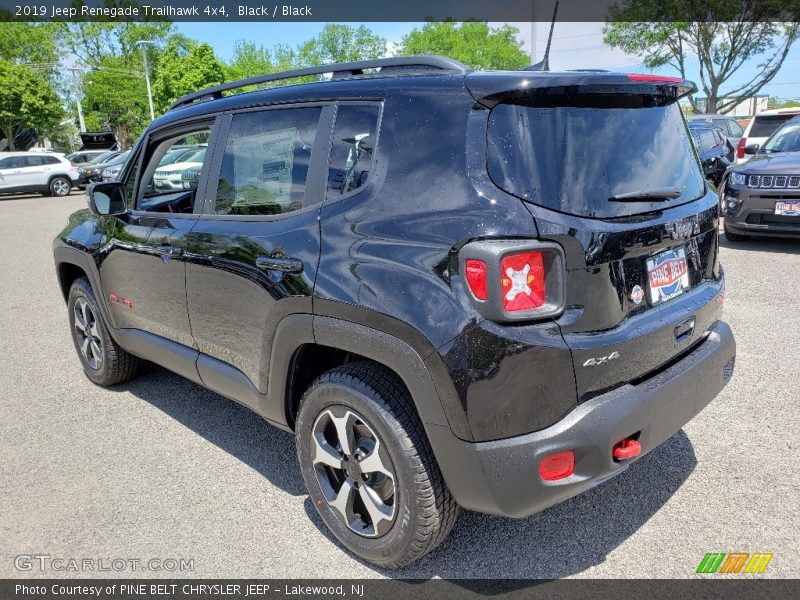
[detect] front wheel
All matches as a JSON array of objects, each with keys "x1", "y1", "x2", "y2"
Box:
[
  {"x1": 295, "y1": 362, "x2": 459, "y2": 568},
  {"x1": 68, "y1": 277, "x2": 140, "y2": 386}
]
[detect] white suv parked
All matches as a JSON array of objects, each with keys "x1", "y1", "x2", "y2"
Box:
[
  {"x1": 0, "y1": 152, "x2": 79, "y2": 196},
  {"x1": 736, "y1": 107, "x2": 800, "y2": 163}
]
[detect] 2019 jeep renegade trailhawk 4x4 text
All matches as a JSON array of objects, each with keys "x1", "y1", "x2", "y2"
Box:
[{"x1": 53, "y1": 57, "x2": 736, "y2": 568}]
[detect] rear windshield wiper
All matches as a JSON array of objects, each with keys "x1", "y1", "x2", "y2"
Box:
[{"x1": 608, "y1": 187, "x2": 682, "y2": 202}]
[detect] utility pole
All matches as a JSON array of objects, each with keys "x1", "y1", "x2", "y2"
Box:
[
  {"x1": 66, "y1": 67, "x2": 86, "y2": 132},
  {"x1": 136, "y1": 40, "x2": 156, "y2": 121},
  {"x1": 530, "y1": 22, "x2": 537, "y2": 64}
]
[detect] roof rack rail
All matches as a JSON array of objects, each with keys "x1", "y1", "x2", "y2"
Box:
[{"x1": 168, "y1": 55, "x2": 468, "y2": 111}]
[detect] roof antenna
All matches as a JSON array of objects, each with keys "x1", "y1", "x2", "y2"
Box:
[{"x1": 525, "y1": 1, "x2": 559, "y2": 71}]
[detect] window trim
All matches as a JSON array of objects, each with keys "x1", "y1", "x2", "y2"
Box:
[
  {"x1": 199, "y1": 101, "x2": 336, "y2": 222},
  {"x1": 323, "y1": 100, "x2": 384, "y2": 205}
]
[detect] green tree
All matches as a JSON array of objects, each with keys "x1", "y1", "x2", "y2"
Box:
[
  {"x1": 299, "y1": 24, "x2": 386, "y2": 65},
  {"x1": 83, "y1": 56, "x2": 149, "y2": 147},
  {"x1": 226, "y1": 40, "x2": 299, "y2": 80},
  {"x1": 0, "y1": 22, "x2": 64, "y2": 64},
  {"x1": 604, "y1": 1, "x2": 800, "y2": 113},
  {"x1": 66, "y1": 22, "x2": 172, "y2": 68},
  {"x1": 0, "y1": 61, "x2": 63, "y2": 150},
  {"x1": 152, "y1": 40, "x2": 225, "y2": 113},
  {"x1": 397, "y1": 21, "x2": 529, "y2": 70}
]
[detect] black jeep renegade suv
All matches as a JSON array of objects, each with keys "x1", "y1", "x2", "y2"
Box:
[{"x1": 53, "y1": 56, "x2": 736, "y2": 567}]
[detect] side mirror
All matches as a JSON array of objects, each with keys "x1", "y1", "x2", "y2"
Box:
[
  {"x1": 744, "y1": 143, "x2": 760, "y2": 155},
  {"x1": 87, "y1": 181, "x2": 127, "y2": 216}
]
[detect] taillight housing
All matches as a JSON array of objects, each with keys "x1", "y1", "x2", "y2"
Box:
[
  {"x1": 459, "y1": 240, "x2": 566, "y2": 322},
  {"x1": 736, "y1": 138, "x2": 746, "y2": 159}
]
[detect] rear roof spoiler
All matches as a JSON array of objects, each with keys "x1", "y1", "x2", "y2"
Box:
[{"x1": 465, "y1": 71, "x2": 696, "y2": 108}]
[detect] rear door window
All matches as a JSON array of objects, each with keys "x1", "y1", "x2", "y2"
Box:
[
  {"x1": 214, "y1": 107, "x2": 322, "y2": 216},
  {"x1": 487, "y1": 96, "x2": 705, "y2": 218}
]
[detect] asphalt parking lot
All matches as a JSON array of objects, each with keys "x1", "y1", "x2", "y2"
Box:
[{"x1": 1, "y1": 192, "x2": 798, "y2": 579}]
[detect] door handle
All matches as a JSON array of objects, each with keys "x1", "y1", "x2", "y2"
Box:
[
  {"x1": 674, "y1": 316, "x2": 695, "y2": 344},
  {"x1": 155, "y1": 244, "x2": 184, "y2": 258},
  {"x1": 256, "y1": 254, "x2": 303, "y2": 274}
]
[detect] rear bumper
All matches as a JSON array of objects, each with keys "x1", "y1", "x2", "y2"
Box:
[{"x1": 428, "y1": 320, "x2": 735, "y2": 518}]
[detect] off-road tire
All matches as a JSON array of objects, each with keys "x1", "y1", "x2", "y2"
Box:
[
  {"x1": 296, "y1": 362, "x2": 459, "y2": 568},
  {"x1": 68, "y1": 277, "x2": 140, "y2": 386}
]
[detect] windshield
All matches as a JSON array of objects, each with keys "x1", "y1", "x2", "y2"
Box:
[
  {"x1": 487, "y1": 96, "x2": 706, "y2": 218},
  {"x1": 761, "y1": 121, "x2": 800, "y2": 154}
]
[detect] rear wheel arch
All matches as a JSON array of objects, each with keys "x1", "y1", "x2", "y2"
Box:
[{"x1": 271, "y1": 313, "x2": 470, "y2": 441}]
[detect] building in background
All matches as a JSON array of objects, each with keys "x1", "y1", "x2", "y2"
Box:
[{"x1": 695, "y1": 95, "x2": 769, "y2": 117}]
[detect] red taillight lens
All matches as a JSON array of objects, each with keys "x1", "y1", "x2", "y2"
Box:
[
  {"x1": 539, "y1": 451, "x2": 575, "y2": 481},
  {"x1": 736, "y1": 138, "x2": 746, "y2": 159},
  {"x1": 500, "y1": 251, "x2": 545, "y2": 312},
  {"x1": 70, "y1": 161, "x2": 78, "y2": 167},
  {"x1": 465, "y1": 259, "x2": 487, "y2": 301},
  {"x1": 459, "y1": 240, "x2": 565, "y2": 322}
]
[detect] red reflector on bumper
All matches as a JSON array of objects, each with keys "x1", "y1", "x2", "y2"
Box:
[
  {"x1": 613, "y1": 437, "x2": 641, "y2": 461},
  {"x1": 539, "y1": 451, "x2": 574, "y2": 481}
]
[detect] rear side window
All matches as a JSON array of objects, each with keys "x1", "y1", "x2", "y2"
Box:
[
  {"x1": 327, "y1": 104, "x2": 379, "y2": 197},
  {"x1": 750, "y1": 115, "x2": 795, "y2": 138},
  {"x1": 725, "y1": 119, "x2": 744, "y2": 137},
  {"x1": 487, "y1": 96, "x2": 705, "y2": 218},
  {"x1": 215, "y1": 107, "x2": 322, "y2": 216}
]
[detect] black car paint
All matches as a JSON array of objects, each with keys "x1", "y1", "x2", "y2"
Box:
[
  {"x1": 54, "y1": 67, "x2": 733, "y2": 516},
  {"x1": 688, "y1": 122, "x2": 732, "y2": 185}
]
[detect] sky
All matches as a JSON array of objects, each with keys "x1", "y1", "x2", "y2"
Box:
[{"x1": 175, "y1": 21, "x2": 800, "y2": 102}]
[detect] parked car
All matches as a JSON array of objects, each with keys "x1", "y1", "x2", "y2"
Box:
[
  {"x1": 735, "y1": 106, "x2": 800, "y2": 163},
  {"x1": 53, "y1": 57, "x2": 735, "y2": 568},
  {"x1": 100, "y1": 151, "x2": 132, "y2": 182},
  {"x1": 66, "y1": 150, "x2": 108, "y2": 165},
  {"x1": 0, "y1": 152, "x2": 78, "y2": 196},
  {"x1": 687, "y1": 114, "x2": 743, "y2": 154},
  {"x1": 688, "y1": 121, "x2": 731, "y2": 185},
  {"x1": 721, "y1": 115, "x2": 800, "y2": 241},
  {"x1": 79, "y1": 150, "x2": 122, "y2": 186},
  {"x1": 151, "y1": 147, "x2": 207, "y2": 191}
]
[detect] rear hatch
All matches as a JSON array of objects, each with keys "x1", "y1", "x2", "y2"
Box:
[
  {"x1": 79, "y1": 131, "x2": 119, "y2": 151},
  {"x1": 469, "y1": 71, "x2": 724, "y2": 402}
]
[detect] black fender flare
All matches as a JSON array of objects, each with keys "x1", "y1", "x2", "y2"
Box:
[
  {"x1": 266, "y1": 305, "x2": 473, "y2": 441},
  {"x1": 53, "y1": 245, "x2": 119, "y2": 337}
]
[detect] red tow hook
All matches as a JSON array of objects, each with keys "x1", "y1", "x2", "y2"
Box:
[{"x1": 613, "y1": 437, "x2": 642, "y2": 461}]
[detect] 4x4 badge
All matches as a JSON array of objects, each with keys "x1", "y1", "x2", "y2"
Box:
[{"x1": 583, "y1": 351, "x2": 621, "y2": 368}]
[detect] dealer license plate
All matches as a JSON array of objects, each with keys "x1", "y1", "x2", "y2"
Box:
[
  {"x1": 775, "y1": 201, "x2": 800, "y2": 216},
  {"x1": 646, "y1": 247, "x2": 690, "y2": 305}
]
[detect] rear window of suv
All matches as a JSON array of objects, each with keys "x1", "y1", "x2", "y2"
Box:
[
  {"x1": 486, "y1": 95, "x2": 706, "y2": 218},
  {"x1": 749, "y1": 114, "x2": 798, "y2": 138}
]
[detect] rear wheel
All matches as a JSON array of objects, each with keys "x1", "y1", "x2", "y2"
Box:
[
  {"x1": 49, "y1": 177, "x2": 72, "y2": 197},
  {"x1": 68, "y1": 277, "x2": 140, "y2": 386},
  {"x1": 295, "y1": 362, "x2": 459, "y2": 568}
]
